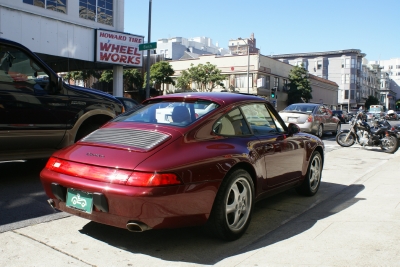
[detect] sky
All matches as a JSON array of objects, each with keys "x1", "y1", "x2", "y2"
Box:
[{"x1": 124, "y1": 0, "x2": 399, "y2": 61}]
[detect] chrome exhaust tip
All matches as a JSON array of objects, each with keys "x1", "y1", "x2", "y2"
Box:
[
  {"x1": 126, "y1": 221, "x2": 150, "y2": 232},
  {"x1": 47, "y1": 199, "x2": 56, "y2": 209}
]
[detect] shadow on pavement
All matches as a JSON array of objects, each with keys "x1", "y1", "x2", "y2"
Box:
[
  {"x1": 0, "y1": 159, "x2": 60, "y2": 227},
  {"x1": 78, "y1": 182, "x2": 365, "y2": 265}
]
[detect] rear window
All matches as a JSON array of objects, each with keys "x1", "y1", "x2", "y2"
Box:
[
  {"x1": 113, "y1": 100, "x2": 219, "y2": 126},
  {"x1": 283, "y1": 104, "x2": 317, "y2": 113}
]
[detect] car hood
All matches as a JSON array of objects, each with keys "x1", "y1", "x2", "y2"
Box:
[{"x1": 50, "y1": 122, "x2": 184, "y2": 170}]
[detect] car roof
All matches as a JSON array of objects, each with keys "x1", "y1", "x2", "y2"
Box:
[
  {"x1": 143, "y1": 92, "x2": 267, "y2": 106},
  {"x1": 288, "y1": 103, "x2": 320, "y2": 106}
]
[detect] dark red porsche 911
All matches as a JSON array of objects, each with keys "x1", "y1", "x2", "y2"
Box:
[{"x1": 40, "y1": 92, "x2": 324, "y2": 241}]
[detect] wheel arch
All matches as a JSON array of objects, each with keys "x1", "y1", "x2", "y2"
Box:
[{"x1": 60, "y1": 110, "x2": 115, "y2": 146}]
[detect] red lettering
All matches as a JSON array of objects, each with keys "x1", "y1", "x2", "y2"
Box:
[
  {"x1": 100, "y1": 42, "x2": 112, "y2": 51},
  {"x1": 111, "y1": 45, "x2": 120, "y2": 53},
  {"x1": 120, "y1": 55, "x2": 127, "y2": 63},
  {"x1": 133, "y1": 47, "x2": 141, "y2": 56},
  {"x1": 99, "y1": 52, "x2": 112, "y2": 61},
  {"x1": 111, "y1": 54, "x2": 120, "y2": 62},
  {"x1": 135, "y1": 57, "x2": 140, "y2": 64},
  {"x1": 120, "y1": 46, "x2": 127, "y2": 53}
]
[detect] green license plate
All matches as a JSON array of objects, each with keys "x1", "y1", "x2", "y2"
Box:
[{"x1": 66, "y1": 188, "x2": 93, "y2": 214}]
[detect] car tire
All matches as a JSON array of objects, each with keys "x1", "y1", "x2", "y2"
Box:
[
  {"x1": 206, "y1": 169, "x2": 254, "y2": 241},
  {"x1": 316, "y1": 124, "x2": 323, "y2": 138},
  {"x1": 296, "y1": 151, "x2": 322, "y2": 196},
  {"x1": 332, "y1": 123, "x2": 341, "y2": 136}
]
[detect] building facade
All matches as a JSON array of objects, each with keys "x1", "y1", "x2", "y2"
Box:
[
  {"x1": 0, "y1": 0, "x2": 138, "y2": 97},
  {"x1": 164, "y1": 53, "x2": 338, "y2": 111},
  {"x1": 156, "y1": 36, "x2": 230, "y2": 60},
  {"x1": 272, "y1": 49, "x2": 380, "y2": 111},
  {"x1": 369, "y1": 58, "x2": 400, "y2": 110}
]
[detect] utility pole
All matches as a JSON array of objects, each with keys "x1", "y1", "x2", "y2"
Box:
[{"x1": 145, "y1": 0, "x2": 152, "y2": 99}]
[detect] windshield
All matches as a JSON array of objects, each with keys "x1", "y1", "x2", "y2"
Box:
[
  {"x1": 283, "y1": 104, "x2": 316, "y2": 113},
  {"x1": 113, "y1": 100, "x2": 219, "y2": 126},
  {"x1": 369, "y1": 107, "x2": 383, "y2": 113}
]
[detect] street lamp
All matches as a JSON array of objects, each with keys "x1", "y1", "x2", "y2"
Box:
[{"x1": 238, "y1": 38, "x2": 250, "y2": 94}]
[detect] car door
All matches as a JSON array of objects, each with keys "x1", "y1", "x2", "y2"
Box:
[
  {"x1": 0, "y1": 44, "x2": 68, "y2": 158},
  {"x1": 241, "y1": 103, "x2": 304, "y2": 189}
]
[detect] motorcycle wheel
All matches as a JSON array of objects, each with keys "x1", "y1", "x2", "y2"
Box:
[
  {"x1": 381, "y1": 135, "x2": 399, "y2": 154},
  {"x1": 336, "y1": 132, "x2": 356, "y2": 147}
]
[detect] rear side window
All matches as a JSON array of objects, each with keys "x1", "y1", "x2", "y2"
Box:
[
  {"x1": 213, "y1": 108, "x2": 251, "y2": 136},
  {"x1": 114, "y1": 100, "x2": 219, "y2": 126}
]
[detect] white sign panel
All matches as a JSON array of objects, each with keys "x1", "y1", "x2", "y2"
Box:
[{"x1": 96, "y1": 30, "x2": 144, "y2": 67}]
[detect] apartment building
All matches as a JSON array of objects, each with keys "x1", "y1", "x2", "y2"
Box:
[
  {"x1": 272, "y1": 49, "x2": 380, "y2": 111},
  {"x1": 369, "y1": 58, "x2": 400, "y2": 110}
]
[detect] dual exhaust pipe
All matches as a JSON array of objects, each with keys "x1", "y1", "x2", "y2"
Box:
[{"x1": 47, "y1": 199, "x2": 150, "y2": 232}]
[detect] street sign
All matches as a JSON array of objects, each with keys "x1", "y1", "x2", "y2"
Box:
[{"x1": 139, "y1": 42, "x2": 157, "y2": 51}]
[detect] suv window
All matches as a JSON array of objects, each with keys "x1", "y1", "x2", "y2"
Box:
[{"x1": 0, "y1": 45, "x2": 53, "y2": 94}]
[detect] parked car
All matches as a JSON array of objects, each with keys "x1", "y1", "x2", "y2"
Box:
[
  {"x1": 332, "y1": 110, "x2": 349, "y2": 123},
  {"x1": 279, "y1": 103, "x2": 341, "y2": 138},
  {"x1": 40, "y1": 92, "x2": 325, "y2": 241},
  {"x1": 0, "y1": 38, "x2": 124, "y2": 161},
  {"x1": 115, "y1": 97, "x2": 140, "y2": 111},
  {"x1": 384, "y1": 110, "x2": 398, "y2": 120}
]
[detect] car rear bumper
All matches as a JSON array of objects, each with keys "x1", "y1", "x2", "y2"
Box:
[{"x1": 40, "y1": 169, "x2": 218, "y2": 230}]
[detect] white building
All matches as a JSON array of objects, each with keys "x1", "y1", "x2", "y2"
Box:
[
  {"x1": 369, "y1": 58, "x2": 400, "y2": 109},
  {"x1": 156, "y1": 36, "x2": 230, "y2": 60},
  {"x1": 0, "y1": 0, "x2": 140, "y2": 97}
]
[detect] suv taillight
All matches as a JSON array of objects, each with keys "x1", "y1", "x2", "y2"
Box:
[{"x1": 307, "y1": 115, "x2": 313, "y2": 122}]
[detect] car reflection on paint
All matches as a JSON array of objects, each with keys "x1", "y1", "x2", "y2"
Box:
[{"x1": 40, "y1": 92, "x2": 324, "y2": 241}]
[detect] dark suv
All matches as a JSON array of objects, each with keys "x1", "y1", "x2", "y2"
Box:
[
  {"x1": 0, "y1": 38, "x2": 124, "y2": 161},
  {"x1": 332, "y1": 110, "x2": 349, "y2": 123}
]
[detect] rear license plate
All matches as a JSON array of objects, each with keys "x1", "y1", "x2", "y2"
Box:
[
  {"x1": 66, "y1": 188, "x2": 93, "y2": 214},
  {"x1": 288, "y1": 117, "x2": 297, "y2": 123}
]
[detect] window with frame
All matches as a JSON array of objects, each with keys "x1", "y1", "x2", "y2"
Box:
[
  {"x1": 79, "y1": 0, "x2": 113, "y2": 26},
  {"x1": 396, "y1": 65, "x2": 400, "y2": 69},
  {"x1": 317, "y1": 60, "x2": 322, "y2": 70},
  {"x1": 351, "y1": 74, "x2": 355, "y2": 84},
  {"x1": 342, "y1": 58, "x2": 351, "y2": 68},
  {"x1": 241, "y1": 103, "x2": 285, "y2": 135},
  {"x1": 389, "y1": 65, "x2": 393, "y2": 69},
  {"x1": 351, "y1": 58, "x2": 355, "y2": 68},
  {"x1": 283, "y1": 79, "x2": 288, "y2": 91},
  {"x1": 273, "y1": 77, "x2": 279, "y2": 88},
  {"x1": 341, "y1": 74, "x2": 350, "y2": 84},
  {"x1": 23, "y1": 0, "x2": 67, "y2": 14},
  {"x1": 235, "y1": 74, "x2": 253, "y2": 89},
  {"x1": 212, "y1": 108, "x2": 251, "y2": 136}
]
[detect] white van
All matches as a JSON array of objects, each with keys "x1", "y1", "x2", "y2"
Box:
[{"x1": 367, "y1": 105, "x2": 385, "y2": 120}]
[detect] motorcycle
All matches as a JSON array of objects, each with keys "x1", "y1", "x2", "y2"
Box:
[
  {"x1": 385, "y1": 110, "x2": 398, "y2": 120},
  {"x1": 336, "y1": 111, "x2": 399, "y2": 153}
]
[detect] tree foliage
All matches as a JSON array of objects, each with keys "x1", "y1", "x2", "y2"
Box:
[
  {"x1": 99, "y1": 69, "x2": 143, "y2": 91},
  {"x1": 180, "y1": 62, "x2": 225, "y2": 92},
  {"x1": 287, "y1": 65, "x2": 312, "y2": 104},
  {"x1": 365, "y1": 95, "x2": 380, "y2": 110},
  {"x1": 175, "y1": 69, "x2": 192, "y2": 91},
  {"x1": 145, "y1": 61, "x2": 175, "y2": 94},
  {"x1": 65, "y1": 70, "x2": 100, "y2": 87}
]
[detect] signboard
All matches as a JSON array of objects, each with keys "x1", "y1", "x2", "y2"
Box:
[
  {"x1": 139, "y1": 42, "x2": 157, "y2": 51},
  {"x1": 96, "y1": 29, "x2": 144, "y2": 67}
]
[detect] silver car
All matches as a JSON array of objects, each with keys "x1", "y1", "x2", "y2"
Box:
[{"x1": 279, "y1": 103, "x2": 341, "y2": 138}]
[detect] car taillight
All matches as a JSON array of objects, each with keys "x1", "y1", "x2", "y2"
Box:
[
  {"x1": 45, "y1": 157, "x2": 132, "y2": 184},
  {"x1": 126, "y1": 172, "x2": 181, "y2": 186},
  {"x1": 307, "y1": 115, "x2": 313, "y2": 122},
  {"x1": 45, "y1": 157, "x2": 182, "y2": 187}
]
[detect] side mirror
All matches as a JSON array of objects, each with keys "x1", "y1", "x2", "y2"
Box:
[{"x1": 287, "y1": 123, "x2": 300, "y2": 135}]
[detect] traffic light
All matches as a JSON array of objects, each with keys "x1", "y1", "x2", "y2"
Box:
[{"x1": 270, "y1": 88, "x2": 276, "y2": 99}]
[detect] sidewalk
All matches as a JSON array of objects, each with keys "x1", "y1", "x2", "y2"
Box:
[{"x1": 1, "y1": 147, "x2": 400, "y2": 266}]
